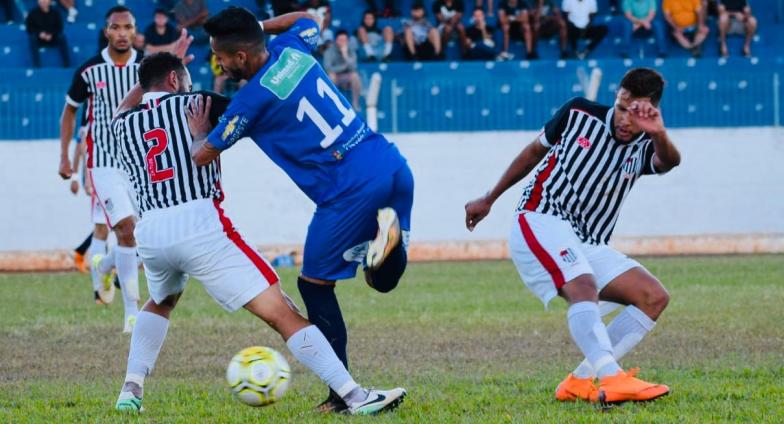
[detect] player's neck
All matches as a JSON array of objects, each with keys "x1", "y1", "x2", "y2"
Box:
[
  {"x1": 247, "y1": 51, "x2": 270, "y2": 80},
  {"x1": 108, "y1": 48, "x2": 133, "y2": 66}
]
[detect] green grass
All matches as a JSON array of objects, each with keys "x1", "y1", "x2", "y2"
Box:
[{"x1": 1, "y1": 256, "x2": 783, "y2": 423}]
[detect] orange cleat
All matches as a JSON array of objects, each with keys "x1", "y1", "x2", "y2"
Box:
[
  {"x1": 74, "y1": 252, "x2": 88, "y2": 273},
  {"x1": 555, "y1": 373, "x2": 599, "y2": 402},
  {"x1": 598, "y1": 369, "x2": 670, "y2": 405}
]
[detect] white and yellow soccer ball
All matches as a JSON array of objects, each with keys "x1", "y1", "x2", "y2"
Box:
[{"x1": 226, "y1": 346, "x2": 291, "y2": 407}]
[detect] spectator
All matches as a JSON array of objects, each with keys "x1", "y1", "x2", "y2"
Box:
[
  {"x1": 268, "y1": 0, "x2": 300, "y2": 16},
  {"x1": 531, "y1": 0, "x2": 568, "y2": 59},
  {"x1": 365, "y1": 0, "x2": 398, "y2": 17},
  {"x1": 620, "y1": 0, "x2": 667, "y2": 58},
  {"x1": 475, "y1": 0, "x2": 495, "y2": 16},
  {"x1": 464, "y1": 7, "x2": 499, "y2": 60},
  {"x1": 497, "y1": 0, "x2": 532, "y2": 60},
  {"x1": 403, "y1": 3, "x2": 441, "y2": 60},
  {"x1": 357, "y1": 10, "x2": 394, "y2": 61},
  {"x1": 323, "y1": 30, "x2": 362, "y2": 111},
  {"x1": 173, "y1": 0, "x2": 209, "y2": 44},
  {"x1": 433, "y1": 0, "x2": 468, "y2": 56},
  {"x1": 717, "y1": 0, "x2": 756, "y2": 57},
  {"x1": 1, "y1": 0, "x2": 16, "y2": 23},
  {"x1": 25, "y1": 0, "x2": 70, "y2": 68},
  {"x1": 562, "y1": 0, "x2": 608, "y2": 59},
  {"x1": 133, "y1": 33, "x2": 145, "y2": 51},
  {"x1": 302, "y1": 0, "x2": 334, "y2": 56},
  {"x1": 144, "y1": 8, "x2": 180, "y2": 54},
  {"x1": 662, "y1": 0, "x2": 709, "y2": 57},
  {"x1": 59, "y1": 0, "x2": 78, "y2": 23}
]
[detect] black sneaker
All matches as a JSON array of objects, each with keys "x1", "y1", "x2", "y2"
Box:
[
  {"x1": 316, "y1": 389, "x2": 348, "y2": 414},
  {"x1": 114, "y1": 275, "x2": 121, "y2": 289}
]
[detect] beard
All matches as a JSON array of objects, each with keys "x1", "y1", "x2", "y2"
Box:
[{"x1": 224, "y1": 66, "x2": 245, "y2": 82}]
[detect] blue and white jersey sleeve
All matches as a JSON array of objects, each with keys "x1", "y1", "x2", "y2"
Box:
[
  {"x1": 269, "y1": 17, "x2": 321, "y2": 53},
  {"x1": 207, "y1": 97, "x2": 257, "y2": 152}
]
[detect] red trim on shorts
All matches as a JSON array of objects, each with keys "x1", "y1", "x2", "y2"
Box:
[
  {"x1": 517, "y1": 213, "x2": 565, "y2": 290},
  {"x1": 523, "y1": 153, "x2": 558, "y2": 211},
  {"x1": 88, "y1": 169, "x2": 113, "y2": 227},
  {"x1": 212, "y1": 199, "x2": 279, "y2": 285},
  {"x1": 85, "y1": 95, "x2": 95, "y2": 168}
]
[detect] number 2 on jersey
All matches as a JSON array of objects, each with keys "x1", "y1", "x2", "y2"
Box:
[
  {"x1": 143, "y1": 128, "x2": 175, "y2": 183},
  {"x1": 296, "y1": 78, "x2": 356, "y2": 148}
]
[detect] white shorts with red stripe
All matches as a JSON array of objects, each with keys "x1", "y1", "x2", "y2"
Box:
[
  {"x1": 509, "y1": 211, "x2": 641, "y2": 307},
  {"x1": 89, "y1": 167, "x2": 137, "y2": 226},
  {"x1": 134, "y1": 198, "x2": 279, "y2": 312}
]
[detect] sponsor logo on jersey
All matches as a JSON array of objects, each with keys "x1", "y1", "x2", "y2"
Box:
[
  {"x1": 577, "y1": 136, "x2": 592, "y2": 149},
  {"x1": 220, "y1": 115, "x2": 248, "y2": 146},
  {"x1": 260, "y1": 48, "x2": 317, "y2": 100},
  {"x1": 97, "y1": 81, "x2": 107, "y2": 89},
  {"x1": 560, "y1": 248, "x2": 577, "y2": 265}
]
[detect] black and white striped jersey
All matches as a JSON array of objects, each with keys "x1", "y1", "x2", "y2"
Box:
[
  {"x1": 112, "y1": 91, "x2": 230, "y2": 215},
  {"x1": 517, "y1": 97, "x2": 664, "y2": 245},
  {"x1": 66, "y1": 48, "x2": 142, "y2": 169}
]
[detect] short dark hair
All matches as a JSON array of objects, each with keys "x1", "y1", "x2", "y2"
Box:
[
  {"x1": 620, "y1": 68, "x2": 665, "y2": 105},
  {"x1": 335, "y1": 29, "x2": 349, "y2": 38},
  {"x1": 154, "y1": 8, "x2": 168, "y2": 16},
  {"x1": 105, "y1": 5, "x2": 132, "y2": 24},
  {"x1": 138, "y1": 52, "x2": 185, "y2": 90},
  {"x1": 204, "y1": 6, "x2": 264, "y2": 53},
  {"x1": 411, "y1": 2, "x2": 425, "y2": 10}
]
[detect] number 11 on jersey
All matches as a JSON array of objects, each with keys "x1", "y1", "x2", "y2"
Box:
[{"x1": 296, "y1": 77, "x2": 357, "y2": 148}]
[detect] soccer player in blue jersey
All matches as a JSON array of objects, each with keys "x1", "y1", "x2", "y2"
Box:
[{"x1": 188, "y1": 7, "x2": 414, "y2": 413}]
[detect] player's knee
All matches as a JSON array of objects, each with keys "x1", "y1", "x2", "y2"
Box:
[
  {"x1": 560, "y1": 274, "x2": 599, "y2": 304},
  {"x1": 114, "y1": 217, "x2": 136, "y2": 246},
  {"x1": 639, "y1": 285, "x2": 669, "y2": 319}
]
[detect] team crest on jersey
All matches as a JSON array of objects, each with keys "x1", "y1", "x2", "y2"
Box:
[
  {"x1": 104, "y1": 198, "x2": 114, "y2": 213},
  {"x1": 220, "y1": 115, "x2": 248, "y2": 146},
  {"x1": 622, "y1": 155, "x2": 639, "y2": 179},
  {"x1": 577, "y1": 136, "x2": 592, "y2": 149},
  {"x1": 560, "y1": 248, "x2": 577, "y2": 265}
]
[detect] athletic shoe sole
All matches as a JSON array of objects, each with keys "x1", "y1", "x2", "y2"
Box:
[
  {"x1": 598, "y1": 388, "x2": 670, "y2": 407},
  {"x1": 366, "y1": 208, "x2": 400, "y2": 271}
]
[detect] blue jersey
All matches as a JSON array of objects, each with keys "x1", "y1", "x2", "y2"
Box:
[{"x1": 208, "y1": 18, "x2": 405, "y2": 205}]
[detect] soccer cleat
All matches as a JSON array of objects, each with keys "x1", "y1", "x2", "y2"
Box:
[
  {"x1": 555, "y1": 373, "x2": 599, "y2": 402},
  {"x1": 94, "y1": 290, "x2": 106, "y2": 306},
  {"x1": 347, "y1": 388, "x2": 406, "y2": 415},
  {"x1": 598, "y1": 369, "x2": 670, "y2": 405},
  {"x1": 366, "y1": 208, "x2": 400, "y2": 271},
  {"x1": 315, "y1": 390, "x2": 348, "y2": 414},
  {"x1": 92, "y1": 254, "x2": 116, "y2": 305},
  {"x1": 123, "y1": 315, "x2": 137, "y2": 334},
  {"x1": 74, "y1": 252, "x2": 88, "y2": 273},
  {"x1": 115, "y1": 391, "x2": 143, "y2": 413}
]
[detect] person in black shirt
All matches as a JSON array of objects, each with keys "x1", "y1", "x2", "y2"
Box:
[
  {"x1": 465, "y1": 7, "x2": 499, "y2": 60},
  {"x1": 433, "y1": 0, "x2": 468, "y2": 55},
  {"x1": 718, "y1": 0, "x2": 756, "y2": 57},
  {"x1": 25, "y1": 0, "x2": 70, "y2": 67},
  {"x1": 498, "y1": 0, "x2": 532, "y2": 60},
  {"x1": 144, "y1": 8, "x2": 180, "y2": 53}
]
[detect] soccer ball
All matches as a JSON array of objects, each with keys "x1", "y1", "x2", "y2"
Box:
[{"x1": 226, "y1": 346, "x2": 291, "y2": 407}]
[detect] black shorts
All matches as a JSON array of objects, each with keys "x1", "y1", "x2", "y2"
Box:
[{"x1": 537, "y1": 16, "x2": 562, "y2": 38}]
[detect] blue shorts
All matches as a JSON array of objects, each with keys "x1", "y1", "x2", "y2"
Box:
[{"x1": 301, "y1": 163, "x2": 414, "y2": 281}]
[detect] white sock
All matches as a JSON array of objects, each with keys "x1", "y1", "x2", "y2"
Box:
[
  {"x1": 115, "y1": 245, "x2": 140, "y2": 320},
  {"x1": 98, "y1": 248, "x2": 115, "y2": 274},
  {"x1": 383, "y1": 42, "x2": 393, "y2": 57},
  {"x1": 286, "y1": 325, "x2": 362, "y2": 402},
  {"x1": 89, "y1": 237, "x2": 107, "y2": 291},
  {"x1": 125, "y1": 311, "x2": 169, "y2": 385},
  {"x1": 572, "y1": 305, "x2": 656, "y2": 378},
  {"x1": 567, "y1": 301, "x2": 621, "y2": 379}
]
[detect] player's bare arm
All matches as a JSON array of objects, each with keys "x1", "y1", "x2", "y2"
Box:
[
  {"x1": 629, "y1": 100, "x2": 681, "y2": 172},
  {"x1": 465, "y1": 139, "x2": 549, "y2": 231},
  {"x1": 58, "y1": 104, "x2": 79, "y2": 179},
  {"x1": 260, "y1": 11, "x2": 323, "y2": 34},
  {"x1": 187, "y1": 94, "x2": 221, "y2": 166}
]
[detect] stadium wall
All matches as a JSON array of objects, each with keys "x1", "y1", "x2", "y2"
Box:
[{"x1": 1, "y1": 127, "x2": 782, "y2": 271}]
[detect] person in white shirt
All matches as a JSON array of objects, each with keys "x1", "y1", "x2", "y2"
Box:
[{"x1": 561, "y1": 0, "x2": 607, "y2": 58}]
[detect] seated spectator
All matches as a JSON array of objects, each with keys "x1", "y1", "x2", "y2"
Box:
[
  {"x1": 174, "y1": 0, "x2": 209, "y2": 44},
  {"x1": 365, "y1": 0, "x2": 399, "y2": 17},
  {"x1": 621, "y1": 0, "x2": 667, "y2": 58},
  {"x1": 323, "y1": 30, "x2": 362, "y2": 111},
  {"x1": 531, "y1": 0, "x2": 569, "y2": 59},
  {"x1": 1, "y1": 0, "x2": 17, "y2": 23},
  {"x1": 433, "y1": 0, "x2": 468, "y2": 56},
  {"x1": 357, "y1": 10, "x2": 394, "y2": 61},
  {"x1": 59, "y1": 0, "x2": 78, "y2": 23},
  {"x1": 662, "y1": 0, "x2": 709, "y2": 57},
  {"x1": 475, "y1": 0, "x2": 495, "y2": 16},
  {"x1": 302, "y1": 0, "x2": 334, "y2": 56},
  {"x1": 717, "y1": 0, "x2": 756, "y2": 57},
  {"x1": 497, "y1": 0, "x2": 532, "y2": 60},
  {"x1": 144, "y1": 8, "x2": 180, "y2": 54},
  {"x1": 464, "y1": 7, "x2": 499, "y2": 60},
  {"x1": 562, "y1": 0, "x2": 607, "y2": 59},
  {"x1": 133, "y1": 33, "x2": 146, "y2": 52},
  {"x1": 403, "y1": 3, "x2": 441, "y2": 60},
  {"x1": 25, "y1": 0, "x2": 70, "y2": 68}
]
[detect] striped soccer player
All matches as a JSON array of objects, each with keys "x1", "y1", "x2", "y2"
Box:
[{"x1": 465, "y1": 68, "x2": 681, "y2": 405}]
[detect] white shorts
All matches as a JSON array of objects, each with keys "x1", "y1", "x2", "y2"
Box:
[
  {"x1": 89, "y1": 167, "x2": 137, "y2": 227},
  {"x1": 509, "y1": 211, "x2": 641, "y2": 308},
  {"x1": 135, "y1": 198, "x2": 279, "y2": 312}
]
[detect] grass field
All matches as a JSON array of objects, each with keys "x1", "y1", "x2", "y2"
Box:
[{"x1": 1, "y1": 255, "x2": 783, "y2": 423}]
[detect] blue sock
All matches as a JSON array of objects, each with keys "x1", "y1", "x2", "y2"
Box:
[
  {"x1": 297, "y1": 277, "x2": 348, "y2": 369},
  {"x1": 366, "y1": 242, "x2": 407, "y2": 293}
]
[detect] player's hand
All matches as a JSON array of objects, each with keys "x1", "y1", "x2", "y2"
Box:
[
  {"x1": 186, "y1": 94, "x2": 212, "y2": 139},
  {"x1": 629, "y1": 100, "x2": 664, "y2": 136},
  {"x1": 465, "y1": 196, "x2": 493, "y2": 231},
  {"x1": 171, "y1": 28, "x2": 195, "y2": 65},
  {"x1": 58, "y1": 157, "x2": 72, "y2": 179},
  {"x1": 69, "y1": 180, "x2": 79, "y2": 195}
]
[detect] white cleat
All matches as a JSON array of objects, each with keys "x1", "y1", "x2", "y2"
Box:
[
  {"x1": 348, "y1": 388, "x2": 407, "y2": 415},
  {"x1": 92, "y1": 254, "x2": 115, "y2": 305},
  {"x1": 123, "y1": 315, "x2": 137, "y2": 334},
  {"x1": 366, "y1": 208, "x2": 400, "y2": 271}
]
